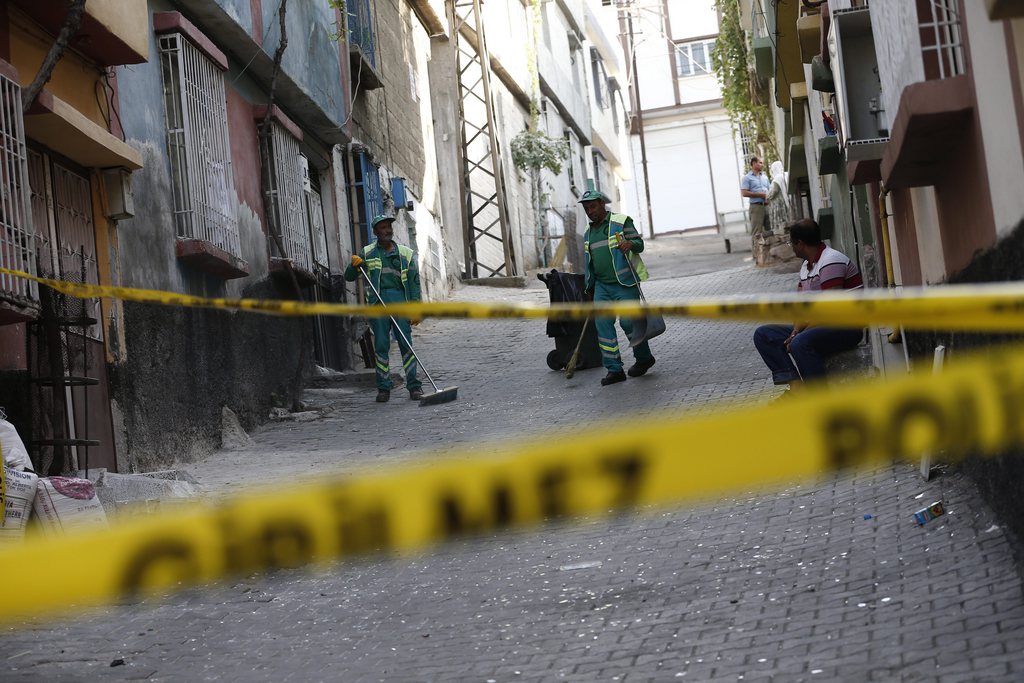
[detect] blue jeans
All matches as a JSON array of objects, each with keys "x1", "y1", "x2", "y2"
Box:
[
  {"x1": 594, "y1": 280, "x2": 654, "y2": 373},
  {"x1": 753, "y1": 324, "x2": 863, "y2": 384}
]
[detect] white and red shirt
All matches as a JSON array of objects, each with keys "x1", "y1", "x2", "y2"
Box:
[{"x1": 798, "y1": 244, "x2": 863, "y2": 292}]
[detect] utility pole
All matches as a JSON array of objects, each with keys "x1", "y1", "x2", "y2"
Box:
[
  {"x1": 702, "y1": 120, "x2": 720, "y2": 228},
  {"x1": 624, "y1": 3, "x2": 656, "y2": 240}
]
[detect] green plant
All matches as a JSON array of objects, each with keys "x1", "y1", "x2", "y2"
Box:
[
  {"x1": 327, "y1": 0, "x2": 347, "y2": 42},
  {"x1": 510, "y1": 129, "x2": 569, "y2": 175},
  {"x1": 711, "y1": 0, "x2": 779, "y2": 164}
]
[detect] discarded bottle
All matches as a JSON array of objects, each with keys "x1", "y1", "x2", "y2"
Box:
[{"x1": 914, "y1": 501, "x2": 945, "y2": 526}]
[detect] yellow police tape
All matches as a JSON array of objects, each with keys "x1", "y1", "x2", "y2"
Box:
[
  {"x1": 4, "y1": 265, "x2": 1024, "y2": 330},
  {"x1": 2, "y1": 340, "x2": 1024, "y2": 624}
]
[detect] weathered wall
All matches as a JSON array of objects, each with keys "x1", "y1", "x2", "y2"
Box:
[
  {"x1": 904, "y1": 218, "x2": 1024, "y2": 548},
  {"x1": 427, "y1": 30, "x2": 467, "y2": 280},
  {"x1": 964, "y1": 0, "x2": 1024, "y2": 239},
  {"x1": 109, "y1": 291, "x2": 302, "y2": 472},
  {"x1": 105, "y1": 0, "x2": 349, "y2": 470}
]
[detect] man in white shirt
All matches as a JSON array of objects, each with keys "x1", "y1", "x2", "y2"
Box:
[{"x1": 753, "y1": 219, "x2": 864, "y2": 389}]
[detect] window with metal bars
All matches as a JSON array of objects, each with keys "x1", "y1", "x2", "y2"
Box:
[
  {"x1": 348, "y1": 0, "x2": 377, "y2": 69},
  {"x1": 306, "y1": 186, "x2": 330, "y2": 276},
  {"x1": 354, "y1": 151, "x2": 382, "y2": 244},
  {"x1": 262, "y1": 122, "x2": 313, "y2": 273},
  {"x1": 158, "y1": 33, "x2": 241, "y2": 258},
  {"x1": 592, "y1": 149, "x2": 609, "y2": 195},
  {"x1": 590, "y1": 48, "x2": 610, "y2": 111},
  {"x1": 918, "y1": 0, "x2": 964, "y2": 80},
  {"x1": 0, "y1": 67, "x2": 37, "y2": 305}
]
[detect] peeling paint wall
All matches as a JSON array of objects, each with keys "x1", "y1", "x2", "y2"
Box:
[{"x1": 106, "y1": 0, "x2": 352, "y2": 471}]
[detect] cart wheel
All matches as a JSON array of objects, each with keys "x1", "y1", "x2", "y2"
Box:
[{"x1": 546, "y1": 349, "x2": 564, "y2": 370}]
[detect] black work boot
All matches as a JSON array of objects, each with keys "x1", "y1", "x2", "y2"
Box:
[
  {"x1": 627, "y1": 358, "x2": 656, "y2": 377},
  {"x1": 409, "y1": 389, "x2": 424, "y2": 401},
  {"x1": 375, "y1": 389, "x2": 390, "y2": 403},
  {"x1": 600, "y1": 370, "x2": 627, "y2": 386}
]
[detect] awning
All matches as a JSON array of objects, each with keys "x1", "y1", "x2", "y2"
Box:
[{"x1": 24, "y1": 90, "x2": 143, "y2": 170}]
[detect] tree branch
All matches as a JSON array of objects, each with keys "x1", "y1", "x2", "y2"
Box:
[{"x1": 22, "y1": 0, "x2": 88, "y2": 114}]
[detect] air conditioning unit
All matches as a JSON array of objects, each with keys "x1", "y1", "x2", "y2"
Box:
[{"x1": 827, "y1": 7, "x2": 889, "y2": 162}]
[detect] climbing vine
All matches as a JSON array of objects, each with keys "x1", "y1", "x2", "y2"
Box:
[
  {"x1": 510, "y1": 0, "x2": 568, "y2": 174},
  {"x1": 710, "y1": 0, "x2": 779, "y2": 164}
]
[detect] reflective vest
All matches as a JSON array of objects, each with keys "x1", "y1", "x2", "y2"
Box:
[
  {"x1": 584, "y1": 213, "x2": 649, "y2": 287},
  {"x1": 362, "y1": 242, "x2": 415, "y2": 304}
]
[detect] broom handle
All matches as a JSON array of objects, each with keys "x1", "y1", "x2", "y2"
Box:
[
  {"x1": 565, "y1": 316, "x2": 591, "y2": 377},
  {"x1": 621, "y1": 237, "x2": 647, "y2": 303},
  {"x1": 359, "y1": 266, "x2": 441, "y2": 392}
]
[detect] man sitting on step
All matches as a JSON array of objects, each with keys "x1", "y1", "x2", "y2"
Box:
[{"x1": 752, "y1": 218, "x2": 864, "y2": 392}]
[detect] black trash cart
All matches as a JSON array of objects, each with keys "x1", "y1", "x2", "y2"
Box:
[{"x1": 537, "y1": 270, "x2": 602, "y2": 372}]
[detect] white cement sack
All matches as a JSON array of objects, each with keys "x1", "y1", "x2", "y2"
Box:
[
  {"x1": 0, "y1": 419, "x2": 32, "y2": 471},
  {"x1": 0, "y1": 468, "x2": 38, "y2": 546},
  {"x1": 33, "y1": 476, "x2": 108, "y2": 537}
]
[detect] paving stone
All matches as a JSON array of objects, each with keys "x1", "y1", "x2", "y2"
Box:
[{"x1": 1, "y1": 236, "x2": 1022, "y2": 681}]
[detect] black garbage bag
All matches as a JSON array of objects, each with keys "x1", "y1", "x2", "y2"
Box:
[{"x1": 537, "y1": 269, "x2": 602, "y2": 371}]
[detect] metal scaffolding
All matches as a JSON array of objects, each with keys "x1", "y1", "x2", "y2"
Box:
[{"x1": 447, "y1": 0, "x2": 517, "y2": 278}]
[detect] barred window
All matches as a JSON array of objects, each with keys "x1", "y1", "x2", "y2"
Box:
[
  {"x1": 348, "y1": 0, "x2": 377, "y2": 68},
  {"x1": 590, "y1": 48, "x2": 610, "y2": 110},
  {"x1": 158, "y1": 33, "x2": 240, "y2": 257},
  {"x1": 0, "y1": 69, "x2": 36, "y2": 303},
  {"x1": 263, "y1": 122, "x2": 312, "y2": 273},
  {"x1": 592, "y1": 149, "x2": 609, "y2": 195},
  {"x1": 306, "y1": 183, "x2": 330, "y2": 276}
]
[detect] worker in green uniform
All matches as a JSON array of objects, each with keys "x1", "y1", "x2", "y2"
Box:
[
  {"x1": 581, "y1": 190, "x2": 656, "y2": 386},
  {"x1": 345, "y1": 215, "x2": 424, "y2": 403}
]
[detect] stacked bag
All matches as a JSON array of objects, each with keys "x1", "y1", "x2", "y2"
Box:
[{"x1": 1, "y1": 417, "x2": 107, "y2": 546}]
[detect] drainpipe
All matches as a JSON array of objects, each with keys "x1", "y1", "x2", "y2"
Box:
[{"x1": 878, "y1": 185, "x2": 901, "y2": 343}]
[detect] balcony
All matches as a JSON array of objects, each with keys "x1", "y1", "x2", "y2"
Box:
[
  {"x1": 880, "y1": 1, "x2": 971, "y2": 189},
  {"x1": 881, "y1": 77, "x2": 972, "y2": 190},
  {"x1": 797, "y1": 10, "x2": 821, "y2": 64},
  {"x1": 347, "y1": 0, "x2": 383, "y2": 90},
  {"x1": 788, "y1": 136, "x2": 807, "y2": 182},
  {"x1": 772, "y1": 0, "x2": 802, "y2": 111},
  {"x1": 818, "y1": 135, "x2": 841, "y2": 175},
  {"x1": 8, "y1": 0, "x2": 148, "y2": 66},
  {"x1": 751, "y1": 0, "x2": 774, "y2": 81},
  {"x1": 828, "y1": 8, "x2": 888, "y2": 173},
  {"x1": 986, "y1": 0, "x2": 1024, "y2": 20}
]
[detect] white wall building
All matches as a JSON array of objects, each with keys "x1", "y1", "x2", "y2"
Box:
[{"x1": 600, "y1": 0, "x2": 747, "y2": 237}]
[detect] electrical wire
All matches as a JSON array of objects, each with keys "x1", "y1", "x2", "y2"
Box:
[{"x1": 232, "y1": 0, "x2": 286, "y2": 85}]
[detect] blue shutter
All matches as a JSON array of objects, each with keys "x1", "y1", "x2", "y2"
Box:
[
  {"x1": 358, "y1": 152, "x2": 382, "y2": 242},
  {"x1": 390, "y1": 176, "x2": 407, "y2": 209}
]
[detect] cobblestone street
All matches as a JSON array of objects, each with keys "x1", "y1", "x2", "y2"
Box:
[{"x1": 3, "y1": 235, "x2": 1023, "y2": 682}]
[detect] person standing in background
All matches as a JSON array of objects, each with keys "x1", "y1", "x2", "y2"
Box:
[{"x1": 741, "y1": 156, "x2": 771, "y2": 234}]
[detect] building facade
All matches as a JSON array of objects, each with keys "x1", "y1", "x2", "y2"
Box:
[
  {"x1": 746, "y1": 0, "x2": 1024, "y2": 535},
  {"x1": 0, "y1": 0, "x2": 639, "y2": 476},
  {"x1": 599, "y1": 0, "x2": 747, "y2": 237}
]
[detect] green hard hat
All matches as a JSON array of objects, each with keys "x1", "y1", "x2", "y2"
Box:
[
  {"x1": 371, "y1": 214, "x2": 396, "y2": 230},
  {"x1": 578, "y1": 189, "x2": 611, "y2": 204}
]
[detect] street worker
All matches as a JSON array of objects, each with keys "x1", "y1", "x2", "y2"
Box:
[
  {"x1": 580, "y1": 189, "x2": 656, "y2": 386},
  {"x1": 752, "y1": 218, "x2": 864, "y2": 392},
  {"x1": 345, "y1": 215, "x2": 424, "y2": 403}
]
